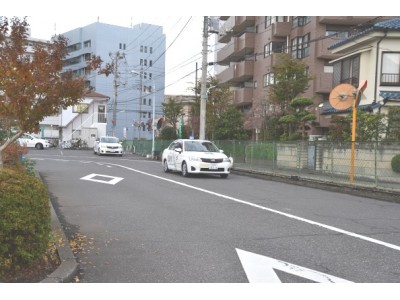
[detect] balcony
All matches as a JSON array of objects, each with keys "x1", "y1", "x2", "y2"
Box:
[
  {"x1": 217, "y1": 32, "x2": 255, "y2": 65},
  {"x1": 315, "y1": 36, "x2": 344, "y2": 59},
  {"x1": 318, "y1": 16, "x2": 385, "y2": 25},
  {"x1": 218, "y1": 16, "x2": 256, "y2": 43},
  {"x1": 271, "y1": 22, "x2": 291, "y2": 37},
  {"x1": 233, "y1": 88, "x2": 253, "y2": 107},
  {"x1": 314, "y1": 72, "x2": 333, "y2": 94},
  {"x1": 217, "y1": 61, "x2": 254, "y2": 84}
]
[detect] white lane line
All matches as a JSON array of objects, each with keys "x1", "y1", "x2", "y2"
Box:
[
  {"x1": 32, "y1": 157, "x2": 400, "y2": 252},
  {"x1": 107, "y1": 162, "x2": 400, "y2": 252}
]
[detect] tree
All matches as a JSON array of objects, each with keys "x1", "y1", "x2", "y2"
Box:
[
  {"x1": 280, "y1": 97, "x2": 316, "y2": 140},
  {"x1": 162, "y1": 97, "x2": 183, "y2": 136},
  {"x1": 269, "y1": 53, "x2": 313, "y2": 114},
  {"x1": 328, "y1": 110, "x2": 387, "y2": 142},
  {"x1": 0, "y1": 17, "x2": 102, "y2": 169},
  {"x1": 386, "y1": 107, "x2": 400, "y2": 141},
  {"x1": 214, "y1": 107, "x2": 249, "y2": 140},
  {"x1": 187, "y1": 76, "x2": 233, "y2": 139}
]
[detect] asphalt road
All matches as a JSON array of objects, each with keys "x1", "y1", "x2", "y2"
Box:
[{"x1": 28, "y1": 148, "x2": 400, "y2": 283}]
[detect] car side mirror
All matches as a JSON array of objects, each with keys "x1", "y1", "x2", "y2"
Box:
[
  {"x1": 219, "y1": 149, "x2": 224, "y2": 153},
  {"x1": 175, "y1": 147, "x2": 182, "y2": 153}
]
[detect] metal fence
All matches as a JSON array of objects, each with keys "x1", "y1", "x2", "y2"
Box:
[{"x1": 124, "y1": 139, "x2": 400, "y2": 193}]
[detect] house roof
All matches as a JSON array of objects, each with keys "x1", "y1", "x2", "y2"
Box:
[
  {"x1": 85, "y1": 91, "x2": 110, "y2": 99},
  {"x1": 329, "y1": 18, "x2": 400, "y2": 49},
  {"x1": 321, "y1": 102, "x2": 382, "y2": 115},
  {"x1": 380, "y1": 91, "x2": 400, "y2": 100}
]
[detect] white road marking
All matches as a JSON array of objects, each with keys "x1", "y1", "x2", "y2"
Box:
[
  {"x1": 32, "y1": 157, "x2": 400, "y2": 252},
  {"x1": 236, "y1": 248, "x2": 352, "y2": 283},
  {"x1": 80, "y1": 173, "x2": 124, "y2": 185},
  {"x1": 107, "y1": 162, "x2": 400, "y2": 252}
]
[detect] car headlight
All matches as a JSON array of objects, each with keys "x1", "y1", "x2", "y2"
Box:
[
  {"x1": 189, "y1": 156, "x2": 201, "y2": 161},
  {"x1": 223, "y1": 157, "x2": 231, "y2": 162}
]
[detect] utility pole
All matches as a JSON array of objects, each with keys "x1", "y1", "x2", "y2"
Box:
[
  {"x1": 199, "y1": 16, "x2": 208, "y2": 140},
  {"x1": 111, "y1": 51, "x2": 124, "y2": 137},
  {"x1": 138, "y1": 67, "x2": 143, "y2": 140}
]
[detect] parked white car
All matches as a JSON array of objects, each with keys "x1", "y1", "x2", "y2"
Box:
[
  {"x1": 94, "y1": 136, "x2": 123, "y2": 156},
  {"x1": 18, "y1": 133, "x2": 51, "y2": 150},
  {"x1": 161, "y1": 139, "x2": 232, "y2": 178}
]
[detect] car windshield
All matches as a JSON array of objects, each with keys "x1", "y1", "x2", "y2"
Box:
[
  {"x1": 101, "y1": 137, "x2": 119, "y2": 143},
  {"x1": 184, "y1": 140, "x2": 220, "y2": 152}
]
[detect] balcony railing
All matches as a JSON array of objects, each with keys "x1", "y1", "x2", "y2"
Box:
[{"x1": 381, "y1": 73, "x2": 400, "y2": 86}]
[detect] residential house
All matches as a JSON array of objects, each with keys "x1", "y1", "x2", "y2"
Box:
[
  {"x1": 40, "y1": 91, "x2": 109, "y2": 148},
  {"x1": 326, "y1": 18, "x2": 400, "y2": 117}
]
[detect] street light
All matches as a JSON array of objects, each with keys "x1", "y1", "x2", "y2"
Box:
[{"x1": 131, "y1": 70, "x2": 156, "y2": 159}]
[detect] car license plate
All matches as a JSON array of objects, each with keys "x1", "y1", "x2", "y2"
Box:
[{"x1": 209, "y1": 164, "x2": 218, "y2": 170}]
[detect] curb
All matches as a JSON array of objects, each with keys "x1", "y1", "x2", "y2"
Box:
[
  {"x1": 232, "y1": 168, "x2": 400, "y2": 204},
  {"x1": 40, "y1": 203, "x2": 79, "y2": 283},
  {"x1": 35, "y1": 170, "x2": 79, "y2": 283}
]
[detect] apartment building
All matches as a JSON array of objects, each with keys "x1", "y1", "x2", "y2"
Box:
[
  {"x1": 215, "y1": 16, "x2": 394, "y2": 140},
  {"x1": 61, "y1": 21, "x2": 166, "y2": 140}
]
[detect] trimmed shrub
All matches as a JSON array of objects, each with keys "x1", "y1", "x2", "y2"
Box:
[
  {"x1": 391, "y1": 154, "x2": 400, "y2": 173},
  {"x1": 245, "y1": 143, "x2": 277, "y2": 161},
  {"x1": 0, "y1": 169, "x2": 51, "y2": 279}
]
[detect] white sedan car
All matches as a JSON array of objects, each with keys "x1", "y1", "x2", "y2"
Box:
[
  {"x1": 18, "y1": 133, "x2": 51, "y2": 150},
  {"x1": 94, "y1": 136, "x2": 123, "y2": 156},
  {"x1": 162, "y1": 139, "x2": 232, "y2": 178}
]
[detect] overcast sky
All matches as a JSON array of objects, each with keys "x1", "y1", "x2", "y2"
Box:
[
  {"x1": 26, "y1": 16, "x2": 205, "y2": 96},
  {"x1": 3, "y1": 1, "x2": 391, "y2": 97}
]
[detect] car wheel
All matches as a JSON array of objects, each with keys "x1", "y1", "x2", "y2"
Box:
[
  {"x1": 35, "y1": 143, "x2": 43, "y2": 150},
  {"x1": 220, "y1": 174, "x2": 229, "y2": 179},
  {"x1": 182, "y1": 162, "x2": 189, "y2": 177},
  {"x1": 163, "y1": 160, "x2": 170, "y2": 173}
]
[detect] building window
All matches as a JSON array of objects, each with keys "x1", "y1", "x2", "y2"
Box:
[
  {"x1": 291, "y1": 33, "x2": 310, "y2": 59},
  {"x1": 66, "y1": 43, "x2": 81, "y2": 53},
  {"x1": 292, "y1": 17, "x2": 311, "y2": 28},
  {"x1": 83, "y1": 53, "x2": 91, "y2": 62},
  {"x1": 265, "y1": 16, "x2": 289, "y2": 28},
  {"x1": 381, "y1": 52, "x2": 400, "y2": 86},
  {"x1": 149, "y1": 99, "x2": 152, "y2": 106},
  {"x1": 73, "y1": 103, "x2": 89, "y2": 113},
  {"x1": 264, "y1": 41, "x2": 284, "y2": 57},
  {"x1": 149, "y1": 73, "x2": 152, "y2": 80},
  {"x1": 144, "y1": 46, "x2": 147, "y2": 53},
  {"x1": 144, "y1": 59, "x2": 147, "y2": 66},
  {"x1": 333, "y1": 55, "x2": 360, "y2": 87},
  {"x1": 263, "y1": 73, "x2": 275, "y2": 87},
  {"x1": 84, "y1": 40, "x2": 91, "y2": 48},
  {"x1": 150, "y1": 47, "x2": 153, "y2": 54},
  {"x1": 325, "y1": 30, "x2": 349, "y2": 38},
  {"x1": 140, "y1": 45, "x2": 143, "y2": 52},
  {"x1": 149, "y1": 60, "x2": 153, "y2": 67}
]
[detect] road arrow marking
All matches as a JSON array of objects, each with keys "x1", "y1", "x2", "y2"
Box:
[{"x1": 236, "y1": 248, "x2": 352, "y2": 283}]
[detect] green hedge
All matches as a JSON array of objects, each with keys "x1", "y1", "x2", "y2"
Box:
[
  {"x1": 391, "y1": 154, "x2": 400, "y2": 173},
  {"x1": 245, "y1": 143, "x2": 277, "y2": 160},
  {"x1": 0, "y1": 169, "x2": 51, "y2": 279}
]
